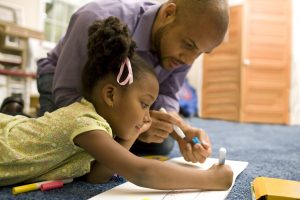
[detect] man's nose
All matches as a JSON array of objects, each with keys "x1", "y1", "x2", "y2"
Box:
[{"x1": 180, "y1": 51, "x2": 201, "y2": 65}]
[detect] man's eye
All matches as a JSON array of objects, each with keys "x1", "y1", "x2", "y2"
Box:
[{"x1": 184, "y1": 41, "x2": 194, "y2": 49}]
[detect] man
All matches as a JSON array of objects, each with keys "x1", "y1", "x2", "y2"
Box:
[{"x1": 37, "y1": 0, "x2": 229, "y2": 163}]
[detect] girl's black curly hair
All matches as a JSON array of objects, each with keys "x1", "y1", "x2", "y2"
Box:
[{"x1": 81, "y1": 16, "x2": 156, "y2": 99}]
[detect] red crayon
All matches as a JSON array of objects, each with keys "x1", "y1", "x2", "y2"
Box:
[{"x1": 40, "y1": 181, "x2": 64, "y2": 191}]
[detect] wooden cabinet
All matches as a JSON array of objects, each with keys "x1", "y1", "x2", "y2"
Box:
[
  {"x1": 202, "y1": 0, "x2": 291, "y2": 124},
  {"x1": 0, "y1": 20, "x2": 43, "y2": 112}
]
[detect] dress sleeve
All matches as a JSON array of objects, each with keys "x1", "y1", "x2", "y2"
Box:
[{"x1": 70, "y1": 114, "x2": 113, "y2": 145}]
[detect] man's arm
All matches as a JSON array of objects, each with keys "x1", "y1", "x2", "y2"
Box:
[
  {"x1": 151, "y1": 65, "x2": 190, "y2": 112},
  {"x1": 52, "y1": 12, "x2": 98, "y2": 107}
]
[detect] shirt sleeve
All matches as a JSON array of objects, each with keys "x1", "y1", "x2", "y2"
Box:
[
  {"x1": 52, "y1": 11, "x2": 98, "y2": 107},
  {"x1": 151, "y1": 65, "x2": 190, "y2": 112}
]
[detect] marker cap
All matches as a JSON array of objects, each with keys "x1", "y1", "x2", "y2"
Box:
[{"x1": 219, "y1": 147, "x2": 227, "y2": 165}]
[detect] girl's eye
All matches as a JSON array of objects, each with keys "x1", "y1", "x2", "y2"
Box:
[{"x1": 141, "y1": 102, "x2": 149, "y2": 109}]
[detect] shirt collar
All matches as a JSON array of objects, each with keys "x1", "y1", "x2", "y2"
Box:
[{"x1": 132, "y1": 4, "x2": 161, "y2": 52}]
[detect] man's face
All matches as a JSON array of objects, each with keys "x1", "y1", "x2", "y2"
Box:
[{"x1": 152, "y1": 18, "x2": 225, "y2": 70}]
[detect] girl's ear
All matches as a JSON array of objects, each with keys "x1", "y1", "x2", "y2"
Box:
[{"x1": 102, "y1": 84, "x2": 118, "y2": 107}]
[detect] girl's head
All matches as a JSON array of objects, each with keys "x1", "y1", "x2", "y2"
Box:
[{"x1": 81, "y1": 17, "x2": 159, "y2": 139}]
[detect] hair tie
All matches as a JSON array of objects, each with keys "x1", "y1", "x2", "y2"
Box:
[{"x1": 117, "y1": 57, "x2": 133, "y2": 85}]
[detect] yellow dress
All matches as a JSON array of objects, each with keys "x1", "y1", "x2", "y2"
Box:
[{"x1": 0, "y1": 99, "x2": 112, "y2": 186}]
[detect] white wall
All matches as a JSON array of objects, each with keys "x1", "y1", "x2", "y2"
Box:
[
  {"x1": 290, "y1": 0, "x2": 300, "y2": 125},
  {"x1": 187, "y1": 56, "x2": 203, "y2": 115}
]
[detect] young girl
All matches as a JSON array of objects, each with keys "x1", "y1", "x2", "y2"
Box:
[{"x1": 0, "y1": 17, "x2": 233, "y2": 190}]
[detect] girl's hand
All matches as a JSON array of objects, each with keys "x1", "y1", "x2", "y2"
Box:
[{"x1": 207, "y1": 164, "x2": 233, "y2": 190}]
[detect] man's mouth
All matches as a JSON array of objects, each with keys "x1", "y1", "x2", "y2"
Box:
[{"x1": 169, "y1": 58, "x2": 184, "y2": 69}]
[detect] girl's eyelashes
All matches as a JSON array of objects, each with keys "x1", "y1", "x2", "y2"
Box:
[{"x1": 141, "y1": 102, "x2": 150, "y2": 109}]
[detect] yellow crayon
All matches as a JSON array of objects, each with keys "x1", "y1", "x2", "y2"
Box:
[{"x1": 12, "y1": 181, "x2": 50, "y2": 195}]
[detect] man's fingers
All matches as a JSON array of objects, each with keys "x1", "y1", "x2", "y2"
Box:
[
  {"x1": 151, "y1": 119, "x2": 173, "y2": 133},
  {"x1": 139, "y1": 121, "x2": 152, "y2": 134},
  {"x1": 150, "y1": 129, "x2": 169, "y2": 139},
  {"x1": 150, "y1": 110, "x2": 182, "y2": 127},
  {"x1": 138, "y1": 131, "x2": 168, "y2": 143},
  {"x1": 198, "y1": 129, "x2": 210, "y2": 148},
  {"x1": 184, "y1": 143, "x2": 198, "y2": 163},
  {"x1": 181, "y1": 143, "x2": 191, "y2": 162},
  {"x1": 192, "y1": 144, "x2": 207, "y2": 163},
  {"x1": 196, "y1": 143, "x2": 211, "y2": 158}
]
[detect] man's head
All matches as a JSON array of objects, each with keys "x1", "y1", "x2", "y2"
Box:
[{"x1": 151, "y1": 0, "x2": 229, "y2": 70}]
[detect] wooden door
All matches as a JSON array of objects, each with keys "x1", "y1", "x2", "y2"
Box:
[
  {"x1": 241, "y1": 0, "x2": 291, "y2": 124},
  {"x1": 202, "y1": 5, "x2": 243, "y2": 121}
]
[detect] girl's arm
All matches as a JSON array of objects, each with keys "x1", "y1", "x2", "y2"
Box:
[
  {"x1": 81, "y1": 132, "x2": 139, "y2": 183},
  {"x1": 74, "y1": 130, "x2": 233, "y2": 190},
  {"x1": 114, "y1": 135, "x2": 138, "y2": 150}
]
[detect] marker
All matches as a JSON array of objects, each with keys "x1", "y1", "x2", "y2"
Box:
[
  {"x1": 218, "y1": 147, "x2": 226, "y2": 165},
  {"x1": 12, "y1": 178, "x2": 73, "y2": 195},
  {"x1": 159, "y1": 108, "x2": 200, "y2": 144}
]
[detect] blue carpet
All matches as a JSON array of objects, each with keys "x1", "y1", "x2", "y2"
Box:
[{"x1": 1, "y1": 118, "x2": 300, "y2": 199}]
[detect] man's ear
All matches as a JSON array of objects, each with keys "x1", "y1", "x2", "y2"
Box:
[
  {"x1": 161, "y1": 3, "x2": 177, "y2": 24},
  {"x1": 102, "y1": 84, "x2": 117, "y2": 107}
]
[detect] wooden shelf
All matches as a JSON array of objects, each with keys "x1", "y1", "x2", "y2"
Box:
[
  {"x1": 0, "y1": 20, "x2": 43, "y2": 40},
  {"x1": 0, "y1": 69, "x2": 36, "y2": 78},
  {"x1": 0, "y1": 20, "x2": 42, "y2": 113}
]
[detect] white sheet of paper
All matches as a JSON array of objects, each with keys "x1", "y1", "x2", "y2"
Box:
[{"x1": 89, "y1": 157, "x2": 248, "y2": 200}]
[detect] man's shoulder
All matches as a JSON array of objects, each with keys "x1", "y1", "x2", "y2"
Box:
[{"x1": 76, "y1": 0, "x2": 159, "y2": 17}]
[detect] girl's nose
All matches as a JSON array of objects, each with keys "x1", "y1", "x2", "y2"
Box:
[{"x1": 143, "y1": 112, "x2": 151, "y2": 124}]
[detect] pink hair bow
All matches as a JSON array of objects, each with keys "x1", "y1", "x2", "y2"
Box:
[{"x1": 117, "y1": 57, "x2": 133, "y2": 85}]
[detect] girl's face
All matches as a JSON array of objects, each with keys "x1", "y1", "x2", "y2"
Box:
[{"x1": 110, "y1": 74, "x2": 159, "y2": 140}]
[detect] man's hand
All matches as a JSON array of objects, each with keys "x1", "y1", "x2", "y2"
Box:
[
  {"x1": 138, "y1": 110, "x2": 182, "y2": 143},
  {"x1": 138, "y1": 109, "x2": 212, "y2": 164},
  {"x1": 176, "y1": 126, "x2": 212, "y2": 163}
]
